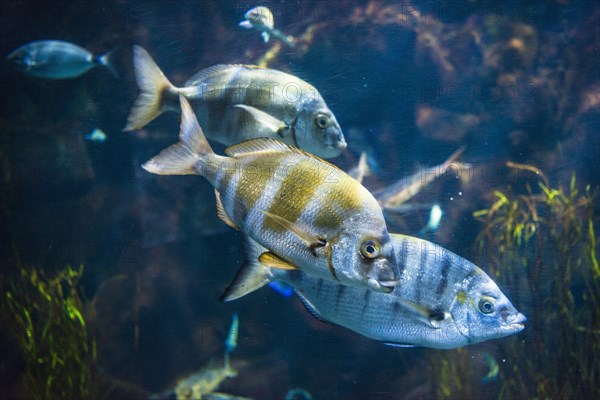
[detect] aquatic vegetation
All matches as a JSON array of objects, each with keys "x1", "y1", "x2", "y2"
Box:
[
  {"x1": 1, "y1": 265, "x2": 97, "y2": 399},
  {"x1": 476, "y1": 173, "x2": 599, "y2": 398},
  {"x1": 431, "y1": 171, "x2": 599, "y2": 399}
]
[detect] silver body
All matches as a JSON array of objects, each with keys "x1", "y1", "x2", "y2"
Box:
[
  {"x1": 270, "y1": 234, "x2": 526, "y2": 348},
  {"x1": 180, "y1": 66, "x2": 345, "y2": 157},
  {"x1": 8, "y1": 40, "x2": 97, "y2": 79}
]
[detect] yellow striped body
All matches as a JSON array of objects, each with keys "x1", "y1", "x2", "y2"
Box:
[
  {"x1": 200, "y1": 142, "x2": 398, "y2": 291},
  {"x1": 143, "y1": 96, "x2": 398, "y2": 293}
]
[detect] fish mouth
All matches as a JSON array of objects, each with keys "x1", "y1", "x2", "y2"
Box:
[
  {"x1": 505, "y1": 312, "x2": 527, "y2": 332},
  {"x1": 324, "y1": 140, "x2": 347, "y2": 151},
  {"x1": 367, "y1": 278, "x2": 399, "y2": 293}
]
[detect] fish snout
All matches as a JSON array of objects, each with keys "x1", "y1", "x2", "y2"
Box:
[
  {"x1": 323, "y1": 126, "x2": 347, "y2": 150},
  {"x1": 366, "y1": 260, "x2": 399, "y2": 293},
  {"x1": 501, "y1": 307, "x2": 527, "y2": 330}
]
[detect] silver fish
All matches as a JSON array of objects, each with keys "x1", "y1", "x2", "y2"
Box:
[
  {"x1": 143, "y1": 96, "x2": 398, "y2": 293},
  {"x1": 373, "y1": 146, "x2": 465, "y2": 209},
  {"x1": 222, "y1": 235, "x2": 526, "y2": 349},
  {"x1": 239, "y1": 6, "x2": 295, "y2": 47},
  {"x1": 7, "y1": 40, "x2": 116, "y2": 79},
  {"x1": 124, "y1": 46, "x2": 345, "y2": 158}
]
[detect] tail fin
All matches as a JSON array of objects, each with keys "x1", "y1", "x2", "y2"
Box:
[
  {"x1": 124, "y1": 46, "x2": 177, "y2": 131},
  {"x1": 142, "y1": 96, "x2": 213, "y2": 175},
  {"x1": 97, "y1": 49, "x2": 118, "y2": 78},
  {"x1": 220, "y1": 237, "x2": 273, "y2": 302}
]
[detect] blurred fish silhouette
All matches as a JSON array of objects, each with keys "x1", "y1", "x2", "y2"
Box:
[
  {"x1": 418, "y1": 204, "x2": 443, "y2": 235},
  {"x1": 373, "y1": 146, "x2": 465, "y2": 209},
  {"x1": 239, "y1": 6, "x2": 295, "y2": 47},
  {"x1": 481, "y1": 352, "x2": 500, "y2": 383},
  {"x1": 7, "y1": 40, "x2": 117, "y2": 79},
  {"x1": 84, "y1": 128, "x2": 107, "y2": 143},
  {"x1": 156, "y1": 314, "x2": 249, "y2": 400}
]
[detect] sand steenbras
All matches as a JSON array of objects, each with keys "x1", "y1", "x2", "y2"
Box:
[
  {"x1": 223, "y1": 235, "x2": 526, "y2": 349},
  {"x1": 239, "y1": 6, "x2": 295, "y2": 47},
  {"x1": 124, "y1": 46, "x2": 346, "y2": 158},
  {"x1": 143, "y1": 96, "x2": 398, "y2": 293},
  {"x1": 7, "y1": 40, "x2": 116, "y2": 79}
]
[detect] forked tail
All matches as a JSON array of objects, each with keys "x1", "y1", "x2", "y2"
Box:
[
  {"x1": 124, "y1": 46, "x2": 178, "y2": 131},
  {"x1": 142, "y1": 96, "x2": 214, "y2": 175}
]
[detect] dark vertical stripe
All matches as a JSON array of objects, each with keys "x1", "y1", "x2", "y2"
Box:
[
  {"x1": 415, "y1": 249, "x2": 427, "y2": 303},
  {"x1": 394, "y1": 239, "x2": 409, "y2": 292},
  {"x1": 397, "y1": 239, "x2": 408, "y2": 276},
  {"x1": 464, "y1": 266, "x2": 480, "y2": 291},
  {"x1": 335, "y1": 284, "x2": 346, "y2": 311},
  {"x1": 361, "y1": 290, "x2": 371, "y2": 318},
  {"x1": 317, "y1": 278, "x2": 324, "y2": 294},
  {"x1": 436, "y1": 256, "x2": 452, "y2": 296}
]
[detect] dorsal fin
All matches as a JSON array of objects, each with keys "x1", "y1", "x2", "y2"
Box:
[
  {"x1": 225, "y1": 137, "x2": 295, "y2": 157},
  {"x1": 185, "y1": 64, "x2": 264, "y2": 86},
  {"x1": 224, "y1": 138, "x2": 346, "y2": 174},
  {"x1": 215, "y1": 190, "x2": 239, "y2": 230}
]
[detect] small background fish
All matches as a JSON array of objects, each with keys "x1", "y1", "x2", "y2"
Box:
[{"x1": 7, "y1": 40, "x2": 117, "y2": 79}]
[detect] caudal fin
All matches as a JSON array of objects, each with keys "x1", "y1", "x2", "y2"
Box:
[
  {"x1": 142, "y1": 96, "x2": 213, "y2": 175},
  {"x1": 97, "y1": 49, "x2": 119, "y2": 78},
  {"x1": 124, "y1": 46, "x2": 177, "y2": 131}
]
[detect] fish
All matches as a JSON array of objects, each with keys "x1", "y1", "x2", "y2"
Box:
[
  {"x1": 347, "y1": 152, "x2": 372, "y2": 184},
  {"x1": 373, "y1": 146, "x2": 465, "y2": 209},
  {"x1": 221, "y1": 235, "x2": 526, "y2": 349},
  {"x1": 239, "y1": 6, "x2": 295, "y2": 47},
  {"x1": 170, "y1": 314, "x2": 243, "y2": 400},
  {"x1": 225, "y1": 313, "x2": 239, "y2": 354},
  {"x1": 7, "y1": 40, "x2": 116, "y2": 79},
  {"x1": 84, "y1": 128, "x2": 107, "y2": 143},
  {"x1": 284, "y1": 388, "x2": 313, "y2": 400},
  {"x1": 418, "y1": 204, "x2": 443, "y2": 235},
  {"x1": 143, "y1": 96, "x2": 398, "y2": 293},
  {"x1": 124, "y1": 46, "x2": 345, "y2": 158},
  {"x1": 481, "y1": 352, "x2": 500, "y2": 383}
]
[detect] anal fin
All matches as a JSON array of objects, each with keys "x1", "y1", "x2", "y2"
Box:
[{"x1": 295, "y1": 290, "x2": 325, "y2": 322}]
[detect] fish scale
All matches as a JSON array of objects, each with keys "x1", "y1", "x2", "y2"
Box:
[
  {"x1": 220, "y1": 233, "x2": 526, "y2": 349},
  {"x1": 143, "y1": 96, "x2": 399, "y2": 292},
  {"x1": 125, "y1": 46, "x2": 346, "y2": 158}
]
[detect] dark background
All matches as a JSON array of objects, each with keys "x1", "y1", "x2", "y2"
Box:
[{"x1": 0, "y1": 1, "x2": 598, "y2": 398}]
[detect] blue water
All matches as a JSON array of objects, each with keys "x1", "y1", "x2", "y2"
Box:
[{"x1": 1, "y1": 1, "x2": 598, "y2": 399}]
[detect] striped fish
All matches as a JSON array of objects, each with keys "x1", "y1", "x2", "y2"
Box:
[
  {"x1": 143, "y1": 96, "x2": 399, "y2": 293},
  {"x1": 221, "y1": 235, "x2": 526, "y2": 349},
  {"x1": 124, "y1": 46, "x2": 345, "y2": 158}
]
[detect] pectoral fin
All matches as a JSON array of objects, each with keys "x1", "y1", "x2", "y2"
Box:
[
  {"x1": 258, "y1": 252, "x2": 298, "y2": 270},
  {"x1": 261, "y1": 31, "x2": 270, "y2": 43},
  {"x1": 261, "y1": 211, "x2": 326, "y2": 253},
  {"x1": 234, "y1": 104, "x2": 288, "y2": 138},
  {"x1": 396, "y1": 299, "x2": 449, "y2": 329}
]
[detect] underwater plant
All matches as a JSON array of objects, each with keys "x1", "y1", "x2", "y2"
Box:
[
  {"x1": 430, "y1": 171, "x2": 599, "y2": 399},
  {"x1": 1, "y1": 265, "x2": 97, "y2": 399}
]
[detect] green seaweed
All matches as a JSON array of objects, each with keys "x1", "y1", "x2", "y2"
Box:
[
  {"x1": 478, "y1": 173, "x2": 599, "y2": 398},
  {"x1": 429, "y1": 172, "x2": 599, "y2": 399},
  {"x1": 1, "y1": 265, "x2": 97, "y2": 399}
]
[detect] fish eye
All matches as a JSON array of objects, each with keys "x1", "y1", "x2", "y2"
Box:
[
  {"x1": 360, "y1": 240, "x2": 380, "y2": 259},
  {"x1": 315, "y1": 114, "x2": 329, "y2": 129},
  {"x1": 479, "y1": 297, "x2": 495, "y2": 314}
]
